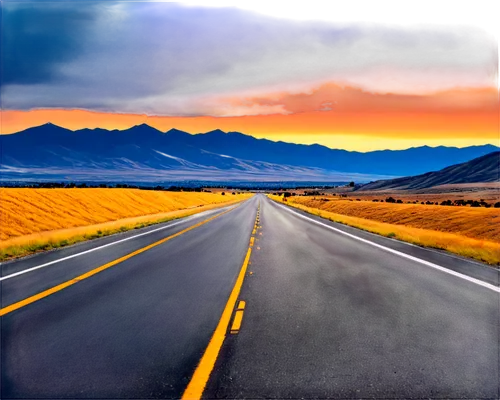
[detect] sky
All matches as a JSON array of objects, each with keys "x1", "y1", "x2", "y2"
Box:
[{"x1": 1, "y1": 0, "x2": 499, "y2": 151}]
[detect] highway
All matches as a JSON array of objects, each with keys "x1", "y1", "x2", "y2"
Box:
[{"x1": 1, "y1": 194, "x2": 498, "y2": 399}]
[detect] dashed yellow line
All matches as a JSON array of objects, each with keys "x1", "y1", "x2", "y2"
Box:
[
  {"x1": 230, "y1": 310, "x2": 244, "y2": 334},
  {"x1": 182, "y1": 207, "x2": 259, "y2": 400},
  {"x1": 0, "y1": 205, "x2": 238, "y2": 317},
  {"x1": 231, "y1": 300, "x2": 246, "y2": 333}
]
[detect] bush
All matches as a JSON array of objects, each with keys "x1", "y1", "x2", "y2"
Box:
[
  {"x1": 221, "y1": 192, "x2": 225, "y2": 195},
  {"x1": 494, "y1": 202, "x2": 500, "y2": 208},
  {"x1": 386, "y1": 197, "x2": 396, "y2": 203}
]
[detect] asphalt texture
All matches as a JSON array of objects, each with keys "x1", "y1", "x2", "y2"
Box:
[
  {"x1": 203, "y1": 196, "x2": 499, "y2": 399},
  {"x1": 1, "y1": 199, "x2": 256, "y2": 398},
  {"x1": 1, "y1": 194, "x2": 499, "y2": 399}
]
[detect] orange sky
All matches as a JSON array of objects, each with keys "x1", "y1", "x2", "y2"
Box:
[{"x1": 2, "y1": 85, "x2": 499, "y2": 151}]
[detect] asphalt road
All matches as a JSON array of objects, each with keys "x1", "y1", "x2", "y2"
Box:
[{"x1": 1, "y1": 194, "x2": 499, "y2": 399}]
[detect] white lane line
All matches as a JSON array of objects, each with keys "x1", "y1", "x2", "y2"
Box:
[
  {"x1": 274, "y1": 202, "x2": 500, "y2": 293},
  {"x1": 0, "y1": 206, "x2": 233, "y2": 282}
]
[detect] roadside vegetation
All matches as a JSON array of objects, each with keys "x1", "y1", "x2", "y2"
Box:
[
  {"x1": 270, "y1": 194, "x2": 500, "y2": 265},
  {"x1": 0, "y1": 188, "x2": 251, "y2": 261}
]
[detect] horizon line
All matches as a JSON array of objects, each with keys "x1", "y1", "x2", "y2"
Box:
[{"x1": 2, "y1": 121, "x2": 499, "y2": 154}]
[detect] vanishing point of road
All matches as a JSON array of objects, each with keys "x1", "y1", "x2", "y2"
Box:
[{"x1": 1, "y1": 194, "x2": 499, "y2": 399}]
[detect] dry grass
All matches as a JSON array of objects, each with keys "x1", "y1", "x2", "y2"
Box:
[
  {"x1": 283, "y1": 196, "x2": 500, "y2": 241},
  {"x1": 0, "y1": 188, "x2": 250, "y2": 240},
  {"x1": 270, "y1": 195, "x2": 500, "y2": 265},
  {"x1": 0, "y1": 189, "x2": 251, "y2": 261},
  {"x1": 344, "y1": 190, "x2": 500, "y2": 203}
]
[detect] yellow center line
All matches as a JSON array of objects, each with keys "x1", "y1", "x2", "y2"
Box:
[
  {"x1": 182, "y1": 208, "x2": 259, "y2": 400},
  {"x1": 0, "y1": 204, "x2": 239, "y2": 317}
]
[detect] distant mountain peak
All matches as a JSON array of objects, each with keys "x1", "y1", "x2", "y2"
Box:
[
  {"x1": 131, "y1": 123, "x2": 158, "y2": 130},
  {"x1": 166, "y1": 128, "x2": 190, "y2": 135},
  {"x1": 205, "y1": 129, "x2": 226, "y2": 135},
  {"x1": 21, "y1": 122, "x2": 70, "y2": 135},
  {"x1": 39, "y1": 122, "x2": 66, "y2": 129},
  {"x1": 124, "y1": 124, "x2": 164, "y2": 135}
]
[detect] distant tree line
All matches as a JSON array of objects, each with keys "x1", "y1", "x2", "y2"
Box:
[
  {"x1": 372, "y1": 196, "x2": 500, "y2": 208},
  {"x1": 1, "y1": 181, "x2": 348, "y2": 192},
  {"x1": 1, "y1": 182, "x2": 252, "y2": 195},
  {"x1": 0, "y1": 182, "x2": 237, "y2": 193}
]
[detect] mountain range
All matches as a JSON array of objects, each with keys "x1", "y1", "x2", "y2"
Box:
[
  {"x1": 1, "y1": 123, "x2": 498, "y2": 183},
  {"x1": 358, "y1": 151, "x2": 500, "y2": 191}
]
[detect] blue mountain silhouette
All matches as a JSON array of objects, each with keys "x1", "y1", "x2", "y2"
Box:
[{"x1": 2, "y1": 123, "x2": 498, "y2": 182}]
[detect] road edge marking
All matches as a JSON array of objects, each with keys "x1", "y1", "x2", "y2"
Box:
[
  {"x1": 181, "y1": 209, "x2": 258, "y2": 399},
  {"x1": 0, "y1": 205, "x2": 238, "y2": 317},
  {"x1": 0, "y1": 202, "x2": 246, "y2": 282},
  {"x1": 274, "y1": 201, "x2": 500, "y2": 294}
]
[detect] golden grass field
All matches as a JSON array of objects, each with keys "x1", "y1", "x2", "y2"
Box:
[
  {"x1": 345, "y1": 189, "x2": 500, "y2": 203},
  {"x1": 0, "y1": 188, "x2": 251, "y2": 260},
  {"x1": 270, "y1": 195, "x2": 500, "y2": 265}
]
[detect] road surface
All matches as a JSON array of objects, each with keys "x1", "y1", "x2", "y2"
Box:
[{"x1": 1, "y1": 194, "x2": 498, "y2": 399}]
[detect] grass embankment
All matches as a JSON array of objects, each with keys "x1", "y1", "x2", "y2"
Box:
[
  {"x1": 0, "y1": 189, "x2": 252, "y2": 261},
  {"x1": 270, "y1": 195, "x2": 500, "y2": 265}
]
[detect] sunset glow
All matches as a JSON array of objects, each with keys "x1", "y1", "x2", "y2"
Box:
[{"x1": 2, "y1": 0, "x2": 499, "y2": 151}]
